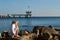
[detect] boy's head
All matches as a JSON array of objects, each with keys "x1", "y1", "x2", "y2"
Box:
[{"x1": 12, "y1": 20, "x2": 19, "y2": 25}]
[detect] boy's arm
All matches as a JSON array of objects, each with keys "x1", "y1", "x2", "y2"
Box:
[{"x1": 12, "y1": 24, "x2": 16, "y2": 34}]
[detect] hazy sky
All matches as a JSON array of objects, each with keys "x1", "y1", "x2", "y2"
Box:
[{"x1": 0, "y1": 0, "x2": 60, "y2": 16}]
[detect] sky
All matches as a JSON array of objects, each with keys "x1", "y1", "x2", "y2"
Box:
[{"x1": 0, "y1": 0, "x2": 60, "y2": 16}]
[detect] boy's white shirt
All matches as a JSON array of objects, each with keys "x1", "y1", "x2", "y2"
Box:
[{"x1": 12, "y1": 24, "x2": 16, "y2": 34}]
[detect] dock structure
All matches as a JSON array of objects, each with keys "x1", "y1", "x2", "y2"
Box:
[{"x1": 0, "y1": 11, "x2": 32, "y2": 18}]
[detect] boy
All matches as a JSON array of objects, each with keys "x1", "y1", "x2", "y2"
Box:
[{"x1": 9, "y1": 20, "x2": 19, "y2": 38}]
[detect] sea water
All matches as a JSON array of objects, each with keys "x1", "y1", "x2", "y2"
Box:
[{"x1": 0, "y1": 17, "x2": 60, "y2": 33}]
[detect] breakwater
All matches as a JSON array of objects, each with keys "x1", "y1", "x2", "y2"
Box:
[{"x1": 0, "y1": 25, "x2": 60, "y2": 40}]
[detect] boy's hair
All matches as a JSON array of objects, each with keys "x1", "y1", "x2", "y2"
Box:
[{"x1": 12, "y1": 20, "x2": 18, "y2": 24}]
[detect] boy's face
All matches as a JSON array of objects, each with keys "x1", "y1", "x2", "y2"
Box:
[{"x1": 16, "y1": 21, "x2": 18, "y2": 25}]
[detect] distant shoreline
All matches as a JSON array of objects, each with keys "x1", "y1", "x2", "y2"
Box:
[{"x1": 0, "y1": 16, "x2": 60, "y2": 18}]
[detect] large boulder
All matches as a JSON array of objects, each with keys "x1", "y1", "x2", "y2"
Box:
[{"x1": 48, "y1": 25, "x2": 59, "y2": 35}]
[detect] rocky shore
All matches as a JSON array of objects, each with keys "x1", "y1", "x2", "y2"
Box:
[{"x1": 0, "y1": 25, "x2": 60, "y2": 40}]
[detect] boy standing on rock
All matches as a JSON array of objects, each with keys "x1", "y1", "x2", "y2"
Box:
[{"x1": 9, "y1": 20, "x2": 19, "y2": 38}]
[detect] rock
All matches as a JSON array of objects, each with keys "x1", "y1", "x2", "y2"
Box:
[
  {"x1": 33, "y1": 26, "x2": 46, "y2": 37},
  {"x1": 19, "y1": 30, "x2": 30, "y2": 36},
  {"x1": 48, "y1": 25, "x2": 59, "y2": 34},
  {"x1": 20, "y1": 35, "x2": 30, "y2": 40},
  {"x1": 1, "y1": 30, "x2": 10, "y2": 38}
]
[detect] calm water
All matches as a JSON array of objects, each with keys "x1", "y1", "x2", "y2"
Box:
[{"x1": 0, "y1": 17, "x2": 60, "y2": 33}]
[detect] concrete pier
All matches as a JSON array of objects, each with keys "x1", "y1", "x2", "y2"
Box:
[{"x1": 0, "y1": 11, "x2": 32, "y2": 18}]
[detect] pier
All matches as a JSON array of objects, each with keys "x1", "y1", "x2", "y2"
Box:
[{"x1": 0, "y1": 11, "x2": 32, "y2": 18}]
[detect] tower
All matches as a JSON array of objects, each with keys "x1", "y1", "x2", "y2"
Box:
[{"x1": 25, "y1": 6, "x2": 32, "y2": 18}]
